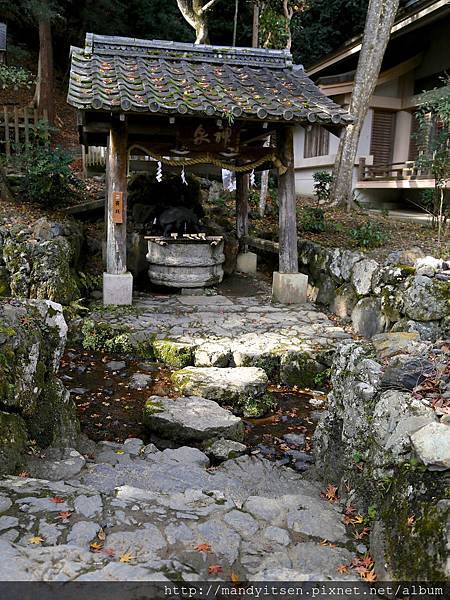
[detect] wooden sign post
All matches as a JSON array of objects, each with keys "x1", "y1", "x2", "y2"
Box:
[{"x1": 113, "y1": 191, "x2": 123, "y2": 224}]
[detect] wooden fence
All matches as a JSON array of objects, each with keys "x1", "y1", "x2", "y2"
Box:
[{"x1": 0, "y1": 105, "x2": 48, "y2": 156}]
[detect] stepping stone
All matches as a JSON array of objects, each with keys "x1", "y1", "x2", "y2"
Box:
[
  {"x1": 171, "y1": 367, "x2": 271, "y2": 417},
  {"x1": 25, "y1": 448, "x2": 86, "y2": 481},
  {"x1": 206, "y1": 438, "x2": 247, "y2": 461},
  {"x1": 143, "y1": 396, "x2": 244, "y2": 442},
  {"x1": 105, "y1": 360, "x2": 126, "y2": 371},
  {"x1": 128, "y1": 373, "x2": 153, "y2": 390}
]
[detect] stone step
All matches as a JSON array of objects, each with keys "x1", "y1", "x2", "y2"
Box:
[
  {"x1": 143, "y1": 395, "x2": 245, "y2": 443},
  {"x1": 171, "y1": 366, "x2": 272, "y2": 417}
]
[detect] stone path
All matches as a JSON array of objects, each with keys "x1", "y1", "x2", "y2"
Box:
[
  {"x1": 88, "y1": 276, "x2": 350, "y2": 388},
  {"x1": 0, "y1": 277, "x2": 359, "y2": 582},
  {"x1": 0, "y1": 438, "x2": 358, "y2": 581}
]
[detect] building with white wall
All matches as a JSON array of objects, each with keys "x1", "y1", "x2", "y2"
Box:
[{"x1": 294, "y1": 0, "x2": 450, "y2": 207}]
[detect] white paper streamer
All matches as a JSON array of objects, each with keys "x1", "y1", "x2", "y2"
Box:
[
  {"x1": 156, "y1": 161, "x2": 163, "y2": 182},
  {"x1": 250, "y1": 169, "x2": 256, "y2": 187},
  {"x1": 181, "y1": 166, "x2": 188, "y2": 185}
]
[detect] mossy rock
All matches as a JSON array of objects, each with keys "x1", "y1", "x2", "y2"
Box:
[
  {"x1": 171, "y1": 366, "x2": 271, "y2": 417},
  {"x1": 81, "y1": 319, "x2": 153, "y2": 358},
  {"x1": 380, "y1": 466, "x2": 449, "y2": 580},
  {"x1": 26, "y1": 379, "x2": 79, "y2": 448},
  {"x1": 279, "y1": 350, "x2": 326, "y2": 388},
  {"x1": 153, "y1": 339, "x2": 194, "y2": 368},
  {"x1": 0, "y1": 411, "x2": 27, "y2": 476}
]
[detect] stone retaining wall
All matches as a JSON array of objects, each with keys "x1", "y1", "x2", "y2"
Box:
[
  {"x1": 313, "y1": 336, "x2": 449, "y2": 580},
  {"x1": 297, "y1": 241, "x2": 450, "y2": 339},
  {"x1": 0, "y1": 299, "x2": 79, "y2": 475}
]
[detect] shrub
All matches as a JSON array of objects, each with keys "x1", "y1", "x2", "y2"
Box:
[
  {"x1": 313, "y1": 170, "x2": 334, "y2": 204},
  {"x1": 350, "y1": 221, "x2": 389, "y2": 249},
  {"x1": 300, "y1": 206, "x2": 325, "y2": 233},
  {"x1": 16, "y1": 145, "x2": 83, "y2": 208}
]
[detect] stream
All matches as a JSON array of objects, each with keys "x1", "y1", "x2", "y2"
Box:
[{"x1": 59, "y1": 349, "x2": 325, "y2": 472}]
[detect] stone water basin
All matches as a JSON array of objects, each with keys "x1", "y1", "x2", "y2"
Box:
[{"x1": 145, "y1": 235, "x2": 225, "y2": 288}]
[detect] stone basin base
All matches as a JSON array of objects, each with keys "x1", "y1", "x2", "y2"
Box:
[{"x1": 146, "y1": 236, "x2": 225, "y2": 288}]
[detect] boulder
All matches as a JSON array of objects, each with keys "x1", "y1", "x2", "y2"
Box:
[
  {"x1": 410, "y1": 422, "x2": 450, "y2": 471},
  {"x1": 351, "y1": 297, "x2": 388, "y2": 338},
  {"x1": 194, "y1": 342, "x2": 231, "y2": 367},
  {"x1": 331, "y1": 283, "x2": 358, "y2": 320},
  {"x1": 403, "y1": 276, "x2": 449, "y2": 321},
  {"x1": 372, "y1": 332, "x2": 421, "y2": 360},
  {"x1": 0, "y1": 412, "x2": 27, "y2": 476},
  {"x1": 415, "y1": 256, "x2": 443, "y2": 277},
  {"x1": 143, "y1": 395, "x2": 244, "y2": 442},
  {"x1": 385, "y1": 246, "x2": 425, "y2": 266},
  {"x1": 351, "y1": 259, "x2": 379, "y2": 295},
  {"x1": 206, "y1": 438, "x2": 247, "y2": 461},
  {"x1": 279, "y1": 351, "x2": 326, "y2": 388},
  {"x1": 128, "y1": 373, "x2": 153, "y2": 390},
  {"x1": 171, "y1": 367, "x2": 272, "y2": 417},
  {"x1": 328, "y1": 248, "x2": 362, "y2": 283},
  {"x1": 372, "y1": 390, "x2": 437, "y2": 462},
  {"x1": 391, "y1": 319, "x2": 441, "y2": 342},
  {"x1": 25, "y1": 447, "x2": 86, "y2": 481},
  {"x1": 153, "y1": 340, "x2": 194, "y2": 368}
]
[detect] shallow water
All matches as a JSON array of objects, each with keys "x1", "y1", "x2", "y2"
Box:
[{"x1": 59, "y1": 350, "x2": 324, "y2": 471}]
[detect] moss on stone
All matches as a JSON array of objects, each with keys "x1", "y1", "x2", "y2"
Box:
[
  {"x1": 239, "y1": 393, "x2": 277, "y2": 418},
  {"x1": 153, "y1": 339, "x2": 194, "y2": 368},
  {"x1": 143, "y1": 398, "x2": 165, "y2": 418},
  {"x1": 280, "y1": 351, "x2": 324, "y2": 388},
  {"x1": 380, "y1": 466, "x2": 449, "y2": 580},
  {"x1": 26, "y1": 379, "x2": 79, "y2": 448},
  {"x1": 0, "y1": 411, "x2": 28, "y2": 476}
]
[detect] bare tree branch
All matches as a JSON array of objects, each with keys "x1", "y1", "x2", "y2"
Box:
[{"x1": 200, "y1": 0, "x2": 222, "y2": 14}]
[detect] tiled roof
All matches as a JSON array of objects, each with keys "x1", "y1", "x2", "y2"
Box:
[{"x1": 67, "y1": 34, "x2": 353, "y2": 125}]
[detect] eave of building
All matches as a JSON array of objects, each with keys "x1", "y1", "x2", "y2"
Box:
[{"x1": 306, "y1": 0, "x2": 448, "y2": 77}]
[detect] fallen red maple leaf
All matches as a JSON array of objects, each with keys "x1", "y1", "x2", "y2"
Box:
[{"x1": 208, "y1": 564, "x2": 223, "y2": 574}]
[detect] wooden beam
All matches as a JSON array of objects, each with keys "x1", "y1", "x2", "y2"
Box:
[
  {"x1": 277, "y1": 126, "x2": 298, "y2": 273},
  {"x1": 236, "y1": 172, "x2": 249, "y2": 252},
  {"x1": 106, "y1": 118, "x2": 128, "y2": 275}
]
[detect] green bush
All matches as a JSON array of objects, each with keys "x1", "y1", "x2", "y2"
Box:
[
  {"x1": 350, "y1": 221, "x2": 389, "y2": 249},
  {"x1": 300, "y1": 207, "x2": 325, "y2": 233},
  {"x1": 313, "y1": 170, "x2": 334, "y2": 203},
  {"x1": 17, "y1": 145, "x2": 83, "y2": 207}
]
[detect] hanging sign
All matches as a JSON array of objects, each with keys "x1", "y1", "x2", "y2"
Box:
[
  {"x1": 112, "y1": 192, "x2": 123, "y2": 224},
  {"x1": 177, "y1": 122, "x2": 240, "y2": 153}
]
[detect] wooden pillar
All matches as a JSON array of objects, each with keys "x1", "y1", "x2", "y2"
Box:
[
  {"x1": 236, "y1": 172, "x2": 249, "y2": 252},
  {"x1": 277, "y1": 126, "x2": 298, "y2": 273},
  {"x1": 106, "y1": 117, "x2": 128, "y2": 275}
]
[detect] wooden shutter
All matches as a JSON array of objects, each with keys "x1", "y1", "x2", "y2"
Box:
[{"x1": 370, "y1": 110, "x2": 396, "y2": 165}]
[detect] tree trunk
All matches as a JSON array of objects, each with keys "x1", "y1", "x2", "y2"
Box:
[
  {"x1": 330, "y1": 0, "x2": 400, "y2": 209},
  {"x1": 177, "y1": 0, "x2": 222, "y2": 44},
  {"x1": 252, "y1": 4, "x2": 259, "y2": 47},
  {"x1": 233, "y1": 0, "x2": 239, "y2": 46},
  {"x1": 34, "y1": 18, "x2": 55, "y2": 125}
]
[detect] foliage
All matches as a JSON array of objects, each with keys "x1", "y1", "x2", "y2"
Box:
[
  {"x1": 313, "y1": 170, "x2": 334, "y2": 204},
  {"x1": 413, "y1": 78, "x2": 450, "y2": 244},
  {"x1": 300, "y1": 206, "x2": 325, "y2": 232},
  {"x1": 291, "y1": 0, "x2": 368, "y2": 66},
  {"x1": 11, "y1": 142, "x2": 84, "y2": 208},
  {"x1": 350, "y1": 221, "x2": 388, "y2": 249},
  {"x1": 257, "y1": 0, "x2": 308, "y2": 49},
  {"x1": 0, "y1": 65, "x2": 34, "y2": 89},
  {"x1": 81, "y1": 320, "x2": 133, "y2": 354}
]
